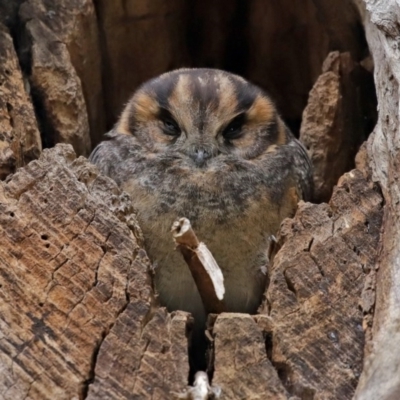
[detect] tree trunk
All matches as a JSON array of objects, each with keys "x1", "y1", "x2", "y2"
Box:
[{"x1": 353, "y1": 1, "x2": 400, "y2": 398}]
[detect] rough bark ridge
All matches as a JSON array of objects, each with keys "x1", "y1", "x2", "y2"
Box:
[
  {"x1": 354, "y1": 1, "x2": 400, "y2": 398},
  {"x1": 18, "y1": 0, "x2": 105, "y2": 152},
  {"x1": 211, "y1": 314, "x2": 288, "y2": 399},
  {"x1": 0, "y1": 25, "x2": 41, "y2": 179},
  {"x1": 0, "y1": 144, "x2": 189, "y2": 399},
  {"x1": 300, "y1": 50, "x2": 375, "y2": 202},
  {"x1": 258, "y1": 169, "x2": 382, "y2": 399}
]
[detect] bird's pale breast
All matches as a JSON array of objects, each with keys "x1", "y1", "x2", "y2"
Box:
[{"x1": 120, "y1": 153, "x2": 299, "y2": 324}]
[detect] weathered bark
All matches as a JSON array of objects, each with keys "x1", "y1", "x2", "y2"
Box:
[
  {"x1": 19, "y1": 0, "x2": 105, "y2": 152},
  {"x1": 353, "y1": 1, "x2": 400, "y2": 399},
  {"x1": 0, "y1": 148, "x2": 383, "y2": 399},
  {"x1": 211, "y1": 314, "x2": 288, "y2": 399},
  {"x1": 0, "y1": 24, "x2": 41, "y2": 178},
  {"x1": 300, "y1": 50, "x2": 375, "y2": 202},
  {"x1": 0, "y1": 144, "x2": 189, "y2": 399},
  {"x1": 259, "y1": 169, "x2": 382, "y2": 399}
]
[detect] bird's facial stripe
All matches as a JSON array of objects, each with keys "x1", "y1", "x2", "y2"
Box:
[
  {"x1": 219, "y1": 95, "x2": 277, "y2": 154},
  {"x1": 214, "y1": 75, "x2": 238, "y2": 116},
  {"x1": 169, "y1": 74, "x2": 192, "y2": 107},
  {"x1": 190, "y1": 75, "x2": 219, "y2": 113},
  {"x1": 167, "y1": 74, "x2": 194, "y2": 130},
  {"x1": 153, "y1": 73, "x2": 179, "y2": 109},
  {"x1": 120, "y1": 91, "x2": 160, "y2": 134},
  {"x1": 233, "y1": 83, "x2": 258, "y2": 113},
  {"x1": 247, "y1": 95, "x2": 275, "y2": 125},
  {"x1": 122, "y1": 71, "x2": 180, "y2": 134},
  {"x1": 218, "y1": 95, "x2": 275, "y2": 140}
]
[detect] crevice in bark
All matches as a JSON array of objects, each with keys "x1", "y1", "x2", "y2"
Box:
[
  {"x1": 264, "y1": 331, "x2": 273, "y2": 361},
  {"x1": 275, "y1": 361, "x2": 318, "y2": 400},
  {"x1": 82, "y1": 330, "x2": 106, "y2": 399},
  {"x1": 283, "y1": 269, "x2": 297, "y2": 297}
]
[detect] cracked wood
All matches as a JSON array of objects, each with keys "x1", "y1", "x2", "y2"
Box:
[
  {"x1": 0, "y1": 144, "x2": 190, "y2": 399},
  {"x1": 259, "y1": 169, "x2": 383, "y2": 399}
]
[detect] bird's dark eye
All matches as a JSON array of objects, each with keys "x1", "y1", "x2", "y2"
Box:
[
  {"x1": 223, "y1": 114, "x2": 245, "y2": 140},
  {"x1": 162, "y1": 117, "x2": 181, "y2": 136}
]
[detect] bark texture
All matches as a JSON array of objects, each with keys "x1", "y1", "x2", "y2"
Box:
[
  {"x1": 259, "y1": 169, "x2": 382, "y2": 399},
  {"x1": 211, "y1": 313, "x2": 288, "y2": 400},
  {"x1": 0, "y1": 146, "x2": 383, "y2": 398},
  {"x1": 0, "y1": 24, "x2": 41, "y2": 179},
  {"x1": 300, "y1": 50, "x2": 375, "y2": 202},
  {"x1": 19, "y1": 0, "x2": 105, "y2": 152},
  {"x1": 0, "y1": 144, "x2": 189, "y2": 399},
  {"x1": 354, "y1": 1, "x2": 400, "y2": 398}
]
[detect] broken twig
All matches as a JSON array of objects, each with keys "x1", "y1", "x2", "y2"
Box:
[{"x1": 171, "y1": 218, "x2": 226, "y2": 314}]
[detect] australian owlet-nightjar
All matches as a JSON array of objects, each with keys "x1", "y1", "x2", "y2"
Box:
[{"x1": 90, "y1": 68, "x2": 313, "y2": 331}]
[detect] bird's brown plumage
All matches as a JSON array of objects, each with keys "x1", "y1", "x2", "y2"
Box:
[{"x1": 90, "y1": 68, "x2": 313, "y2": 330}]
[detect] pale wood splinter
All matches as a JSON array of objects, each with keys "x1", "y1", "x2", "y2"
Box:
[
  {"x1": 172, "y1": 371, "x2": 221, "y2": 400},
  {"x1": 171, "y1": 218, "x2": 226, "y2": 314}
]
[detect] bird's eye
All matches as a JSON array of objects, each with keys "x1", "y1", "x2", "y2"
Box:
[
  {"x1": 162, "y1": 117, "x2": 181, "y2": 136},
  {"x1": 223, "y1": 114, "x2": 245, "y2": 140}
]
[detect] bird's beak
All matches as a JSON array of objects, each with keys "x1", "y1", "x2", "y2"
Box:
[{"x1": 191, "y1": 148, "x2": 211, "y2": 167}]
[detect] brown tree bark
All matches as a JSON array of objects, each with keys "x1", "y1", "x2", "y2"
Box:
[
  {"x1": 353, "y1": 1, "x2": 400, "y2": 398},
  {"x1": 0, "y1": 25, "x2": 41, "y2": 178}
]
